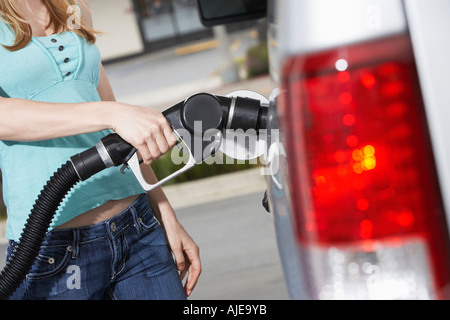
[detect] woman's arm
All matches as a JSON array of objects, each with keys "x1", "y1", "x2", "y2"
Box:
[
  {"x1": 142, "y1": 165, "x2": 202, "y2": 297},
  {"x1": 0, "y1": 97, "x2": 111, "y2": 141},
  {"x1": 97, "y1": 64, "x2": 116, "y2": 101},
  {"x1": 0, "y1": 95, "x2": 174, "y2": 164}
]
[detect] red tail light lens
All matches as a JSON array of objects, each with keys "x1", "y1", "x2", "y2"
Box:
[{"x1": 279, "y1": 35, "x2": 450, "y2": 299}]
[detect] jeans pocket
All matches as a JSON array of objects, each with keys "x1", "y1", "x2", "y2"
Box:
[
  {"x1": 138, "y1": 208, "x2": 160, "y2": 233},
  {"x1": 139, "y1": 215, "x2": 160, "y2": 233},
  {"x1": 27, "y1": 245, "x2": 72, "y2": 280}
]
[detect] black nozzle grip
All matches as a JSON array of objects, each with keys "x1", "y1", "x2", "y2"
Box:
[
  {"x1": 101, "y1": 133, "x2": 136, "y2": 166},
  {"x1": 70, "y1": 133, "x2": 135, "y2": 181},
  {"x1": 162, "y1": 94, "x2": 226, "y2": 134}
]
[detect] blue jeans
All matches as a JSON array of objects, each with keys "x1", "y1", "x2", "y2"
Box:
[{"x1": 6, "y1": 194, "x2": 186, "y2": 300}]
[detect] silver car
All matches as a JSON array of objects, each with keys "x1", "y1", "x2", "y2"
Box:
[{"x1": 197, "y1": 0, "x2": 450, "y2": 300}]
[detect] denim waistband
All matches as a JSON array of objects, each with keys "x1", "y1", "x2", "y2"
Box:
[{"x1": 39, "y1": 193, "x2": 150, "y2": 246}]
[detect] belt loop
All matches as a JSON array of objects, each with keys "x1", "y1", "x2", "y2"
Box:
[
  {"x1": 71, "y1": 229, "x2": 80, "y2": 259},
  {"x1": 130, "y1": 206, "x2": 142, "y2": 233}
]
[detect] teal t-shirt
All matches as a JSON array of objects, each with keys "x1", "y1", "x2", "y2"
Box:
[{"x1": 0, "y1": 22, "x2": 144, "y2": 241}]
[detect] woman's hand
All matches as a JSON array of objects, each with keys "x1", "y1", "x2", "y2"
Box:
[
  {"x1": 163, "y1": 214, "x2": 202, "y2": 297},
  {"x1": 108, "y1": 102, "x2": 177, "y2": 164}
]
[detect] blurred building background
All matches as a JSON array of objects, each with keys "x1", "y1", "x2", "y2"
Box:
[{"x1": 90, "y1": 0, "x2": 256, "y2": 62}]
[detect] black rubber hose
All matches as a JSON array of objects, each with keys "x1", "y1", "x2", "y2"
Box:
[{"x1": 0, "y1": 161, "x2": 80, "y2": 299}]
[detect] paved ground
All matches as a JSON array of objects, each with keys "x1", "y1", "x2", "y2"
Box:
[{"x1": 175, "y1": 191, "x2": 289, "y2": 300}]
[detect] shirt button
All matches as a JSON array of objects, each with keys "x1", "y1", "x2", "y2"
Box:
[
  {"x1": 51, "y1": 38, "x2": 57, "y2": 43},
  {"x1": 64, "y1": 57, "x2": 69, "y2": 63},
  {"x1": 66, "y1": 71, "x2": 71, "y2": 76},
  {"x1": 110, "y1": 222, "x2": 117, "y2": 232},
  {"x1": 59, "y1": 45, "x2": 64, "y2": 51}
]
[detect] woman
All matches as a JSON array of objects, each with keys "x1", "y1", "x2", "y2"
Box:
[{"x1": 0, "y1": 0, "x2": 201, "y2": 299}]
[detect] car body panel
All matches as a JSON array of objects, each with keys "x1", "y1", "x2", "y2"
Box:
[
  {"x1": 404, "y1": 0, "x2": 450, "y2": 224},
  {"x1": 266, "y1": 0, "x2": 450, "y2": 299}
]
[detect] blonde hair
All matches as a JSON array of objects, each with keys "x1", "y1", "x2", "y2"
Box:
[{"x1": 0, "y1": 0, "x2": 98, "y2": 51}]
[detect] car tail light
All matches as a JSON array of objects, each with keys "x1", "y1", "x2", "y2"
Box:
[{"x1": 278, "y1": 35, "x2": 450, "y2": 299}]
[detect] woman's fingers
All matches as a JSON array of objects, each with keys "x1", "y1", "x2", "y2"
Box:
[
  {"x1": 183, "y1": 248, "x2": 201, "y2": 297},
  {"x1": 140, "y1": 118, "x2": 175, "y2": 164}
]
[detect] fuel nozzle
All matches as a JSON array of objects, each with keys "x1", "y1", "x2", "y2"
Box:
[
  {"x1": 164, "y1": 92, "x2": 267, "y2": 133},
  {"x1": 162, "y1": 92, "x2": 268, "y2": 162},
  {"x1": 70, "y1": 92, "x2": 268, "y2": 190}
]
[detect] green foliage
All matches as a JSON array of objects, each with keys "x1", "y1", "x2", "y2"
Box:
[
  {"x1": 151, "y1": 151, "x2": 259, "y2": 185},
  {"x1": 245, "y1": 42, "x2": 269, "y2": 78},
  {"x1": 0, "y1": 203, "x2": 5, "y2": 221}
]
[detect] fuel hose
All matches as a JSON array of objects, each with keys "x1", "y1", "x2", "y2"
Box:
[
  {"x1": 0, "y1": 133, "x2": 118, "y2": 299},
  {"x1": 0, "y1": 161, "x2": 80, "y2": 299}
]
